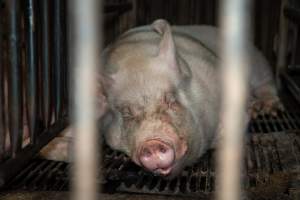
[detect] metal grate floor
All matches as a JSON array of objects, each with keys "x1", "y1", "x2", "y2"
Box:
[{"x1": 3, "y1": 92, "x2": 300, "y2": 199}]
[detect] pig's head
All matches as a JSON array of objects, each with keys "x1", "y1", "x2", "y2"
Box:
[{"x1": 100, "y1": 19, "x2": 195, "y2": 178}]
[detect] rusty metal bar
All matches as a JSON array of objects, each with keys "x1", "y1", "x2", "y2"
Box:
[
  {"x1": 7, "y1": 0, "x2": 23, "y2": 156},
  {"x1": 53, "y1": 0, "x2": 62, "y2": 120},
  {"x1": 41, "y1": 0, "x2": 51, "y2": 127},
  {"x1": 24, "y1": 0, "x2": 37, "y2": 145},
  {"x1": 217, "y1": 0, "x2": 251, "y2": 200},
  {"x1": 70, "y1": 0, "x2": 102, "y2": 200}
]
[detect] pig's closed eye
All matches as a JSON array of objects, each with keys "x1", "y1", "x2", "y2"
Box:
[
  {"x1": 120, "y1": 107, "x2": 134, "y2": 119},
  {"x1": 164, "y1": 92, "x2": 180, "y2": 110}
]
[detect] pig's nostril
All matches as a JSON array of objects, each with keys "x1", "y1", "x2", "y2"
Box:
[
  {"x1": 142, "y1": 148, "x2": 152, "y2": 157},
  {"x1": 158, "y1": 145, "x2": 166, "y2": 153},
  {"x1": 138, "y1": 139, "x2": 175, "y2": 173}
]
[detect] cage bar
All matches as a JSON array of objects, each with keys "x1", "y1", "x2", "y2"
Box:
[
  {"x1": 7, "y1": 0, "x2": 23, "y2": 156},
  {"x1": 41, "y1": 0, "x2": 51, "y2": 127},
  {"x1": 53, "y1": 0, "x2": 62, "y2": 120},
  {"x1": 217, "y1": 0, "x2": 251, "y2": 200},
  {"x1": 70, "y1": 0, "x2": 102, "y2": 200},
  {"x1": 24, "y1": 0, "x2": 37, "y2": 145},
  {"x1": 0, "y1": 32, "x2": 4, "y2": 161}
]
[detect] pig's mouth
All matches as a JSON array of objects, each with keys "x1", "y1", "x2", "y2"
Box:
[{"x1": 136, "y1": 139, "x2": 176, "y2": 176}]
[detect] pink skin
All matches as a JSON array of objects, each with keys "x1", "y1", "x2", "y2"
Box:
[
  {"x1": 132, "y1": 123, "x2": 188, "y2": 176},
  {"x1": 139, "y1": 139, "x2": 175, "y2": 175}
]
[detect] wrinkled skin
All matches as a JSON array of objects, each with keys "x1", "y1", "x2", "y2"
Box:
[{"x1": 99, "y1": 19, "x2": 283, "y2": 178}]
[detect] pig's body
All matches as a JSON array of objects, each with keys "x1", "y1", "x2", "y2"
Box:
[
  {"x1": 174, "y1": 25, "x2": 279, "y2": 107},
  {"x1": 100, "y1": 19, "x2": 282, "y2": 178},
  {"x1": 40, "y1": 19, "x2": 282, "y2": 178}
]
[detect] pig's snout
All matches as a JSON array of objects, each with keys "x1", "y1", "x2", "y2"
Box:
[{"x1": 139, "y1": 139, "x2": 175, "y2": 175}]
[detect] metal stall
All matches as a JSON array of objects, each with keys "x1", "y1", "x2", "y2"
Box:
[{"x1": 0, "y1": 0, "x2": 299, "y2": 200}]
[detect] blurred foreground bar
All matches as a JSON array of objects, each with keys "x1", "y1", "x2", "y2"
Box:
[
  {"x1": 217, "y1": 0, "x2": 251, "y2": 200},
  {"x1": 69, "y1": 0, "x2": 102, "y2": 200}
]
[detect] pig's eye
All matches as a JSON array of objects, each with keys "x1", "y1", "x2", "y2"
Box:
[
  {"x1": 165, "y1": 92, "x2": 176, "y2": 105},
  {"x1": 120, "y1": 107, "x2": 133, "y2": 119}
]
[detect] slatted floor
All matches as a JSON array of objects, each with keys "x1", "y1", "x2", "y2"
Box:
[{"x1": 3, "y1": 91, "x2": 300, "y2": 199}]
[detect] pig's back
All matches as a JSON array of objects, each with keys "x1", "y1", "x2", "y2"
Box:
[{"x1": 172, "y1": 25, "x2": 275, "y2": 91}]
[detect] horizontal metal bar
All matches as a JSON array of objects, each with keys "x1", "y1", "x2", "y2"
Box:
[{"x1": 0, "y1": 118, "x2": 68, "y2": 188}]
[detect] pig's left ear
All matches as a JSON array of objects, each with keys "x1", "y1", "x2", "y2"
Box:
[
  {"x1": 152, "y1": 19, "x2": 177, "y2": 69},
  {"x1": 152, "y1": 19, "x2": 191, "y2": 80}
]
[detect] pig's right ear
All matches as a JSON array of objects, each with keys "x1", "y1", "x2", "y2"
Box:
[{"x1": 152, "y1": 19, "x2": 177, "y2": 70}]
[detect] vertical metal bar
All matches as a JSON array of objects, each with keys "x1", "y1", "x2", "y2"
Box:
[
  {"x1": 276, "y1": 0, "x2": 289, "y2": 88},
  {"x1": 70, "y1": 0, "x2": 102, "y2": 200},
  {"x1": 7, "y1": 0, "x2": 23, "y2": 156},
  {"x1": 290, "y1": 25, "x2": 298, "y2": 66},
  {"x1": 61, "y1": 0, "x2": 68, "y2": 117},
  {"x1": 0, "y1": 26, "x2": 4, "y2": 160},
  {"x1": 217, "y1": 0, "x2": 251, "y2": 200},
  {"x1": 53, "y1": 0, "x2": 62, "y2": 119},
  {"x1": 41, "y1": 0, "x2": 50, "y2": 127},
  {"x1": 24, "y1": 0, "x2": 37, "y2": 144}
]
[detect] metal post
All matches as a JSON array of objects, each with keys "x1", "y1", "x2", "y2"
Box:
[
  {"x1": 53, "y1": 0, "x2": 62, "y2": 120},
  {"x1": 217, "y1": 0, "x2": 251, "y2": 200},
  {"x1": 7, "y1": 0, "x2": 23, "y2": 156},
  {"x1": 41, "y1": 0, "x2": 50, "y2": 127},
  {"x1": 24, "y1": 0, "x2": 37, "y2": 145},
  {"x1": 276, "y1": 0, "x2": 289, "y2": 89},
  {"x1": 70, "y1": 0, "x2": 102, "y2": 200},
  {"x1": 0, "y1": 23, "x2": 4, "y2": 160}
]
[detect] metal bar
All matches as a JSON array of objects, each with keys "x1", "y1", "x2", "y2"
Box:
[
  {"x1": 70, "y1": 0, "x2": 102, "y2": 200},
  {"x1": 216, "y1": 0, "x2": 251, "y2": 200},
  {"x1": 0, "y1": 33, "x2": 4, "y2": 160},
  {"x1": 41, "y1": 0, "x2": 51, "y2": 127},
  {"x1": 61, "y1": 0, "x2": 68, "y2": 117},
  {"x1": 290, "y1": 25, "x2": 298, "y2": 65},
  {"x1": 276, "y1": 0, "x2": 289, "y2": 88},
  {"x1": 7, "y1": 0, "x2": 23, "y2": 156},
  {"x1": 53, "y1": 0, "x2": 62, "y2": 119},
  {"x1": 0, "y1": 118, "x2": 67, "y2": 188},
  {"x1": 24, "y1": 0, "x2": 37, "y2": 144},
  {"x1": 261, "y1": 115, "x2": 272, "y2": 133}
]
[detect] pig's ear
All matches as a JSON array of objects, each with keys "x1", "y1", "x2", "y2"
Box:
[
  {"x1": 152, "y1": 19, "x2": 177, "y2": 69},
  {"x1": 152, "y1": 19, "x2": 192, "y2": 80}
]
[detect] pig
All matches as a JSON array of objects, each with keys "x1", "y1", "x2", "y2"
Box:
[
  {"x1": 38, "y1": 19, "x2": 283, "y2": 178},
  {"x1": 98, "y1": 19, "x2": 283, "y2": 178}
]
